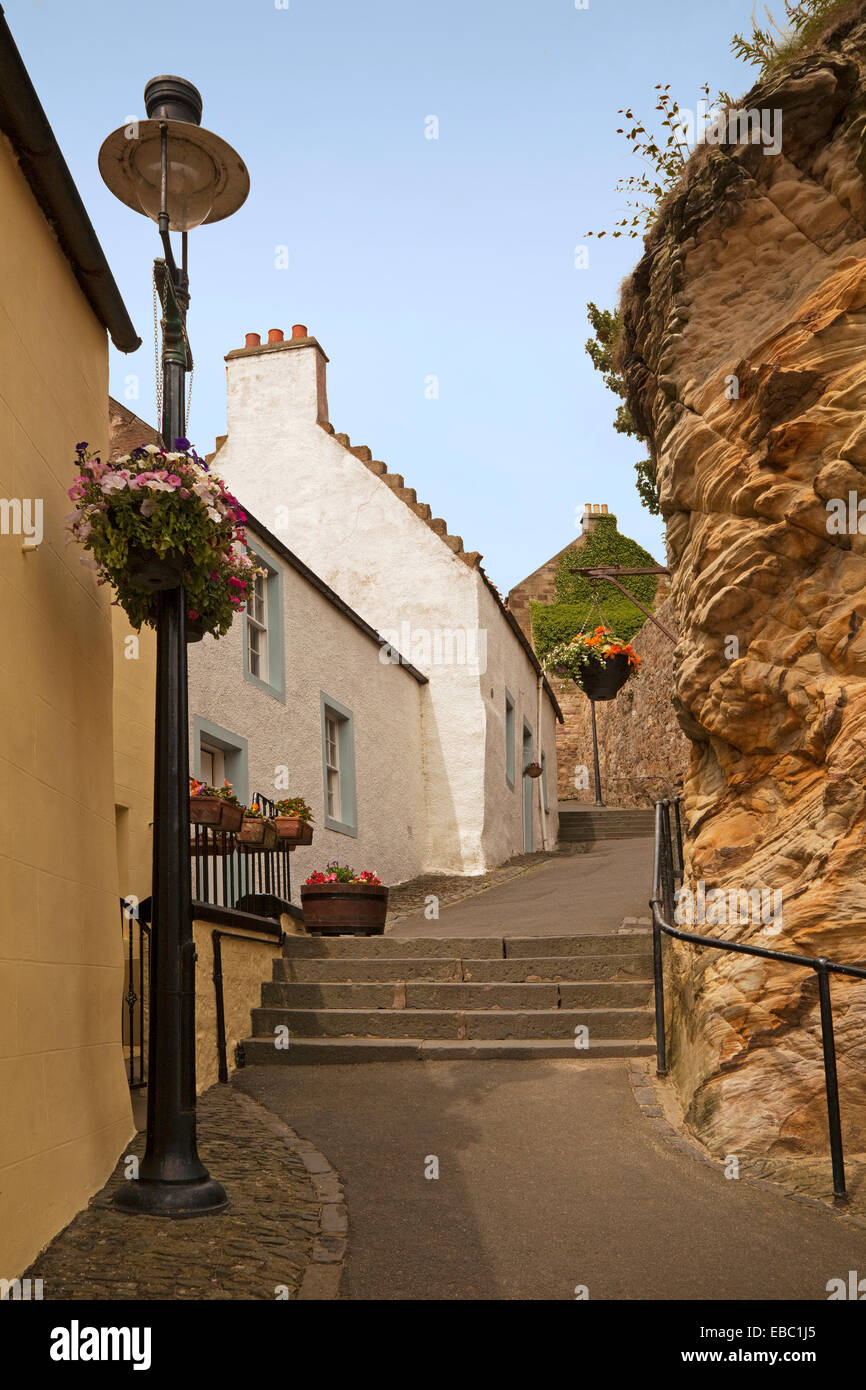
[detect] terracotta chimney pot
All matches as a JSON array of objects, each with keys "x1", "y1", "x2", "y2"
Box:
[{"x1": 245, "y1": 332, "x2": 261, "y2": 348}]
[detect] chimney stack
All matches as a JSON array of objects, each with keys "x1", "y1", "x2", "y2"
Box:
[
  {"x1": 580, "y1": 503, "x2": 612, "y2": 535},
  {"x1": 226, "y1": 324, "x2": 330, "y2": 431}
]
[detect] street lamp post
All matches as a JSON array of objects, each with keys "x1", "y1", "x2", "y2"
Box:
[{"x1": 99, "y1": 77, "x2": 248, "y2": 1216}]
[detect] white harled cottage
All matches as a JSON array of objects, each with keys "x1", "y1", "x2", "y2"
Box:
[{"x1": 204, "y1": 325, "x2": 561, "y2": 876}]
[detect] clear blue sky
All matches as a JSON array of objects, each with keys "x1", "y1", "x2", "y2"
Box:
[{"x1": 10, "y1": 0, "x2": 761, "y2": 592}]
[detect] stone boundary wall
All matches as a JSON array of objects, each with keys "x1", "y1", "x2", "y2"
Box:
[{"x1": 193, "y1": 921, "x2": 284, "y2": 1092}]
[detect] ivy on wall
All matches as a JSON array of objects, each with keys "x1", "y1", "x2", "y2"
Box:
[{"x1": 530, "y1": 515, "x2": 659, "y2": 659}]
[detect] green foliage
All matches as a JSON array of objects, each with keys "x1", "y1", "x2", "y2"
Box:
[
  {"x1": 66, "y1": 443, "x2": 261, "y2": 639},
  {"x1": 274, "y1": 797, "x2": 315, "y2": 823},
  {"x1": 585, "y1": 84, "x2": 726, "y2": 241},
  {"x1": 531, "y1": 599, "x2": 647, "y2": 659},
  {"x1": 731, "y1": 0, "x2": 852, "y2": 77},
  {"x1": 635, "y1": 458, "x2": 660, "y2": 513},
  {"x1": 530, "y1": 516, "x2": 659, "y2": 658},
  {"x1": 555, "y1": 516, "x2": 658, "y2": 606},
  {"x1": 189, "y1": 777, "x2": 240, "y2": 805},
  {"x1": 585, "y1": 303, "x2": 659, "y2": 516}
]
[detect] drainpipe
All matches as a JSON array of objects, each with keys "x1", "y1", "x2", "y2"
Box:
[{"x1": 537, "y1": 674, "x2": 548, "y2": 851}]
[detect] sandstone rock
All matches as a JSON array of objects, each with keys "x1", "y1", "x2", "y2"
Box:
[{"x1": 620, "y1": 11, "x2": 866, "y2": 1158}]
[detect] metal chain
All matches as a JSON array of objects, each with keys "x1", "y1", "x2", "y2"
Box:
[
  {"x1": 185, "y1": 357, "x2": 193, "y2": 438},
  {"x1": 152, "y1": 267, "x2": 163, "y2": 438},
  {"x1": 579, "y1": 581, "x2": 609, "y2": 635},
  {"x1": 153, "y1": 264, "x2": 194, "y2": 443}
]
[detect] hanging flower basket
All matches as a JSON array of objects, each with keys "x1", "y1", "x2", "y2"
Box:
[
  {"x1": 524, "y1": 761, "x2": 543, "y2": 779},
  {"x1": 581, "y1": 652, "x2": 632, "y2": 702},
  {"x1": 189, "y1": 778, "x2": 244, "y2": 831},
  {"x1": 65, "y1": 440, "x2": 265, "y2": 639},
  {"x1": 543, "y1": 625, "x2": 641, "y2": 699},
  {"x1": 301, "y1": 864, "x2": 387, "y2": 936},
  {"x1": 185, "y1": 613, "x2": 205, "y2": 643},
  {"x1": 273, "y1": 797, "x2": 314, "y2": 846},
  {"x1": 126, "y1": 544, "x2": 184, "y2": 592}
]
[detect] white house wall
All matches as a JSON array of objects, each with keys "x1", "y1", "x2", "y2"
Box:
[
  {"x1": 476, "y1": 574, "x2": 560, "y2": 863},
  {"x1": 212, "y1": 335, "x2": 559, "y2": 873},
  {"x1": 187, "y1": 540, "x2": 427, "y2": 898}
]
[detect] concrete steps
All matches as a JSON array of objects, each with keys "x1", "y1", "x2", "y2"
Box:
[
  {"x1": 558, "y1": 808, "x2": 655, "y2": 842},
  {"x1": 240, "y1": 932, "x2": 656, "y2": 1064}
]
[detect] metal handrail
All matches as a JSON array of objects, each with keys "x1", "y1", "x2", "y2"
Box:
[{"x1": 650, "y1": 796, "x2": 866, "y2": 1203}]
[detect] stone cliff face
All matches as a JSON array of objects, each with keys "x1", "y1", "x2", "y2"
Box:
[{"x1": 620, "y1": 8, "x2": 866, "y2": 1155}]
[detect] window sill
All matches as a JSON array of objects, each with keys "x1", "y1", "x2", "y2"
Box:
[
  {"x1": 243, "y1": 668, "x2": 285, "y2": 703},
  {"x1": 324, "y1": 816, "x2": 358, "y2": 839}
]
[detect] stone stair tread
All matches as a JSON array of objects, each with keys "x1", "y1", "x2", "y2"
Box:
[
  {"x1": 262, "y1": 981, "x2": 652, "y2": 1008},
  {"x1": 251, "y1": 1005, "x2": 653, "y2": 1039},
  {"x1": 238, "y1": 1036, "x2": 656, "y2": 1063},
  {"x1": 273, "y1": 954, "x2": 653, "y2": 983}
]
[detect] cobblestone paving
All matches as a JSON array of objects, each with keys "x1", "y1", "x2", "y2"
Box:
[
  {"x1": 25, "y1": 1085, "x2": 336, "y2": 1301},
  {"x1": 385, "y1": 843, "x2": 587, "y2": 926}
]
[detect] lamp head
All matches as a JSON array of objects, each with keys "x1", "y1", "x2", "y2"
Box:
[{"x1": 98, "y1": 76, "x2": 249, "y2": 232}]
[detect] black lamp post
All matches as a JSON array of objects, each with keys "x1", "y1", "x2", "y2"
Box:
[{"x1": 99, "y1": 77, "x2": 249, "y2": 1216}]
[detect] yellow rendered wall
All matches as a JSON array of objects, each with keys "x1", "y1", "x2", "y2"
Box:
[
  {"x1": 112, "y1": 611, "x2": 155, "y2": 909},
  {"x1": 0, "y1": 132, "x2": 134, "y2": 1277}
]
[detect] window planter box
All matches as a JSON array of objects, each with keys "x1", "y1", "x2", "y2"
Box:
[
  {"x1": 300, "y1": 882, "x2": 389, "y2": 936},
  {"x1": 274, "y1": 817, "x2": 313, "y2": 846},
  {"x1": 238, "y1": 816, "x2": 278, "y2": 850},
  {"x1": 581, "y1": 653, "x2": 632, "y2": 702},
  {"x1": 190, "y1": 795, "x2": 244, "y2": 832}
]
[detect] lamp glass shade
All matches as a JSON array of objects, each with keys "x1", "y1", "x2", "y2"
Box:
[
  {"x1": 130, "y1": 129, "x2": 217, "y2": 230},
  {"x1": 98, "y1": 119, "x2": 249, "y2": 231}
]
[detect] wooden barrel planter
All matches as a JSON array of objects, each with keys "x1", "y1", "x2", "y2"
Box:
[
  {"x1": 274, "y1": 817, "x2": 313, "y2": 846},
  {"x1": 238, "y1": 816, "x2": 278, "y2": 850},
  {"x1": 126, "y1": 545, "x2": 184, "y2": 593},
  {"x1": 300, "y1": 882, "x2": 389, "y2": 936},
  {"x1": 190, "y1": 795, "x2": 244, "y2": 832},
  {"x1": 581, "y1": 653, "x2": 632, "y2": 702}
]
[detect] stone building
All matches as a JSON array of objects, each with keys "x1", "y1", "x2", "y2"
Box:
[
  {"x1": 207, "y1": 326, "x2": 562, "y2": 873},
  {"x1": 507, "y1": 506, "x2": 688, "y2": 803}
]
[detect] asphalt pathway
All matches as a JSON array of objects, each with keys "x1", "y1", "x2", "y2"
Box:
[
  {"x1": 389, "y1": 837, "x2": 655, "y2": 939},
  {"x1": 236, "y1": 1058, "x2": 866, "y2": 1301}
]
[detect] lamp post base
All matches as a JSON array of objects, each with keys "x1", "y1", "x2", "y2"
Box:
[{"x1": 113, "y1": 1175, "x2": 228, "y2": 1219}]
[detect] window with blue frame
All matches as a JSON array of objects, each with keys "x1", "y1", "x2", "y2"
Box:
[
  {"x1": 243, "y1": 538, "x2": 285, "y2": 702},
  {"x1": 505, "y1": 689, "x2": 515, "y2": 789},
  {"x1": 320, "y1": 693, "x2": 357, "y2": 837},
  {"x1": 192, "y1": 717, "x2": 249, "y2": 803}
]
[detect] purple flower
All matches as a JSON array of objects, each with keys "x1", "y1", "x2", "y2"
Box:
[
  {"x1": 75, "y1": 441, "x2": 88, "y2": 454},
  {"x1": 174, "y1": 437, "x2": 191, "y2": 451}
]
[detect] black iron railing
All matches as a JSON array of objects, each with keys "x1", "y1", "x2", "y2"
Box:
[
  {"x1": 120, "y1": 793, "x2": 299, "y2": 1092},
  {"x1": 650, "y1": 795, "x2": 866, "y2": 1202},
  {"x1": 120, "y1": 897, "x2": 150, "y2": 1089},
  {"x1": 190, "y1": 791, "x2": 293, "y2": 919}
]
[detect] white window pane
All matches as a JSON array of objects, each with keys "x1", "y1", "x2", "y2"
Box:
[{"x1": 327, "y1": 767, "x2": 341, "y2": 821}]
